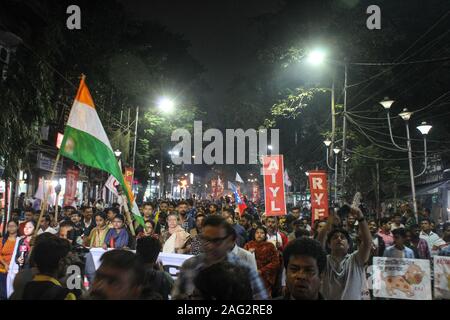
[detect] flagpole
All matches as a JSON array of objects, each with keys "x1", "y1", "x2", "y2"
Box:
[
  {"x1": 121, "y1": 194, "x2": 136, "y2": 236},
  {"x1": 35, "y1": 153, "x2": 60, "y2": 237},
  {"x1": 131, "y1": 106, "x2": 139, "y2": 183},
  {"x1": 34, "y1": 75, "x2": 87, "y2": 237}
]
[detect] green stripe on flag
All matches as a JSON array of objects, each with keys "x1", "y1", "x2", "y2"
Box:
[
  {"x1": 60, "y1": 126, "x2": 123, "y2": 181},
  {"x1": 59, "y1": 126, "x2": 144, "y2": 227}
]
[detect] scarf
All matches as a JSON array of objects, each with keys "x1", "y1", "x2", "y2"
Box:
[{"x1": 89, "y1": 225, "x2": 110, "y2": 248}]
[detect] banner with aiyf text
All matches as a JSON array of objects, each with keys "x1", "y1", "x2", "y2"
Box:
[
  {"x1": 372, "y1": 257, "x2": 432, "y2": 300},
  {"x1": 262, "y1": 155, "x2": 286, "y2": 216},
  {"x1": 308, "y1": 170, "x2": 329, "y2": 220}
]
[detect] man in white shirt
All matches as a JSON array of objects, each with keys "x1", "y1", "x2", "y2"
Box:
[
  {"x1": 318, "y1": 206, "x2": 372, "y2": 300},
  {"x1": 419, "y1": 218, "x2": 446, "y2": 255},
  {"x1": 266, "y1": 216, "x2": 288, "y2": 251},
  {"x1": 226, "y1": 219, "x2": 257, "y2": 270},
  {"x1": 390, "y1": 213, "x2": 405, "y2": 231},
  {"x1": 37, "y1": 215, "x2": 58, "y2": 235}
]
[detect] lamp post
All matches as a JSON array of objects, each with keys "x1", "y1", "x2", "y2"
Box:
[
  {"x1": 333, "y1": 147, "x2": 341, "y2": 205},
  {"x1": 323, "y1": 139, "x2": 340, "y2": 205},
  {"x1": 379, "y1": 98, "x2": 432, "y2": 222},
  {"x1": 306, "y1": 50, "x2": 348, "y2": 197}
]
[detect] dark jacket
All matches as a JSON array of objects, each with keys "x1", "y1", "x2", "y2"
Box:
[
  {"x1": 141, "y1": 267, "x2": 174, "y2": 300},
  {"x1": 22, "y1": 275, "x2": 76, "y2": 300},
  {"x1": 273, "y1": 292, "x2": 325, "y2": 300}
]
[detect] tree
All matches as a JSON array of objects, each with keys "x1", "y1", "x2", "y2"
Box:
[
  {"x1": 239, "y1": 0, "x2": 450, "y2": 205},
  {"x1": 0, "y1": 0, "x2": 208, "y2": 204}
]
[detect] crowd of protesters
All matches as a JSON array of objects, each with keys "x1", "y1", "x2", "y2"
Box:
[{"x1": 0, "y1": 196, "x2": 449, "y2": 300}]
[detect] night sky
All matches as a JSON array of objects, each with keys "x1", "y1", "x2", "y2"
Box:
[{"x1": 119, "y1": 0, "x2": 280, "y2": 107}]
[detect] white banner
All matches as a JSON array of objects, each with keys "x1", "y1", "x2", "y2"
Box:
[
  {"x1": 105, "y1": 175, "x2": 120, "y2": 197},
  {"x1": 434, "y1": 256, "x2": 450, "y2": 300},
  {"x1": 89, "y1": 248, "x2": 192, "y2": 279},
  {"x1": 373, "y1": 257, "x2": 432, "y2": 300}
]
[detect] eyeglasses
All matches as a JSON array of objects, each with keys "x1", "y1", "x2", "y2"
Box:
[
  {"x1": 288, "y1": 266, "x2": 318, "y2": 277},
  {"x1": 199, "y1": 235, "x2": 230, "y2": 244}
]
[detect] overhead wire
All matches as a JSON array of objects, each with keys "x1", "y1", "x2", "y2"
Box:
[
  {"x1": 346, "y1": 113, "x2": 450, "y2": 144},
  {"x1": 347, "y1": 26, "x2": 450, "y2": 110}
]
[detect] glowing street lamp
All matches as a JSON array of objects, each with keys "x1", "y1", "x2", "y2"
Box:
[
  {"x1": 157, "y1": 97, "x2": 175, "y2": 113},
  {"x1": 417, "y1": 122, "x2": 432, "y2": 135},
  {"x1": 307, "y1": 49, "x2": 326, "y2": 65},
  {"x1": 379, "y1": 98, "x2": 433, "y2": 220}
]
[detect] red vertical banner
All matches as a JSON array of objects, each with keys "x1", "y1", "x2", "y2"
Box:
[
  {"x1": 262, "y1": 155, "x2": 287, "y2": 216},
  {"x1": 308, "y1": 170, "x2": 329, "y2": 220},
  {"x1": 64, "y1": 168, "x2": 79, "y2": 206},
  {"x1": 125, "y1": 167, "x2": 134, "y2": 192},
  {"x1": 252, "y1": 184, "x2": 260, "y2": 203},
  {"x1": 211, "y1": 179, "x2": 217, "y2": 199},
  {"x1": 217, "y1": 177, "x2": 224, "y2": 198}
]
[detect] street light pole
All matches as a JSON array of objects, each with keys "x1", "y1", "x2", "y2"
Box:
[
  {"x1": 334, "y1": 153, "x2": 338, "y2": 204},
  {"x1": 324, "y1": 139, "x2": 335, "y2": 205},
  {"x1": 160, "y1": 144, "x2": 164, "y2": 198},
  {"x1": 341, "y1": 62, "x2": 348, "y2": 198},
  {"x1": 404, "y1": 119, "x2": 418, "y2": 221},
  {"x1": 333, "y1": 147, "x2": 341, "y2": 206},
  {"x1": 380, "y1": 98, "x2": 432, "y2": 222}
]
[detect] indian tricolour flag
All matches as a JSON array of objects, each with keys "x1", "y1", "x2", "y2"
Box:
[{"x1": 59, "y1": 76, "x2": 144, "y2": 227}]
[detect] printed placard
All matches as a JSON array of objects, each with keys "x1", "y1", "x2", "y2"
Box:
[
  {"x1": 373, "y1": 257, "x2": 432, "y2": 300},
  {"x1": 434, "y1": 255, "x2": 450, "y2": 300}
]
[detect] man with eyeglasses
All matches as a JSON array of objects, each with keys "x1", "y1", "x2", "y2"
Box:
[{"x1": 172, "y1": 215, "x2": 268, "y2": 300}]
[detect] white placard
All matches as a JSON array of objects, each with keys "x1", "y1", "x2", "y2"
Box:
[
  {"x1": 373, "y1": 257, "x2": 432, "y2": 300},
  {"x1": 434, "y1": 255, "x2": 450, "y2": 300},
  {"x1": 89, "y1": 248, "x2": 192, "y2": 279}
]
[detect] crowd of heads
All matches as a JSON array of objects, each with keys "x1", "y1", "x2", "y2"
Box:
[{"x1": 0, "y1": 197, "x2": 448, "y2": 300}]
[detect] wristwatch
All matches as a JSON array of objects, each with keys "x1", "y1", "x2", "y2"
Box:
[{"x1": 357, "y1": 217, "x2": 365, "y2": 223}]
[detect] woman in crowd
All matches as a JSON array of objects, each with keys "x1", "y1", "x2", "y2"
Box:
[
  {"x1": 189, "y1": 213, "x2": 206, "y2": 255},
  {"x1": 244, "y1": 225, "x2": 280, "y2": 298},
  {"x1": 160, "y1": 213, "x2": 191, "y2": 254},
  {"x1": 15, "y1": 220, "x2": 36, "y2": 270},
  {"x1": 0, "y1": 220, "x2": 19, "y2": 299},
  {"x1": 103, "y1": 214, "x2": 129, "y2": 249},
  {"x1": 137, "y1": 220, "x2": 159, "y2": 240},
  {"x1": 313, "y1": 220, "x2": 328, "y2": 240},
  {"x1": 85, "y1": 212, "x2": 110, "y2": 248}
]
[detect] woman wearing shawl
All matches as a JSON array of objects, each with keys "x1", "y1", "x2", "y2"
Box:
[
  {"x1": 161, "y1": 213, "x2": 191, "y2": 254},
  {"x1": 85, "y1": 212, "x2": 110, "y2": 248},
  {"x1": 244, "y1": 225, "x2": 281, "y2": 298}
]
